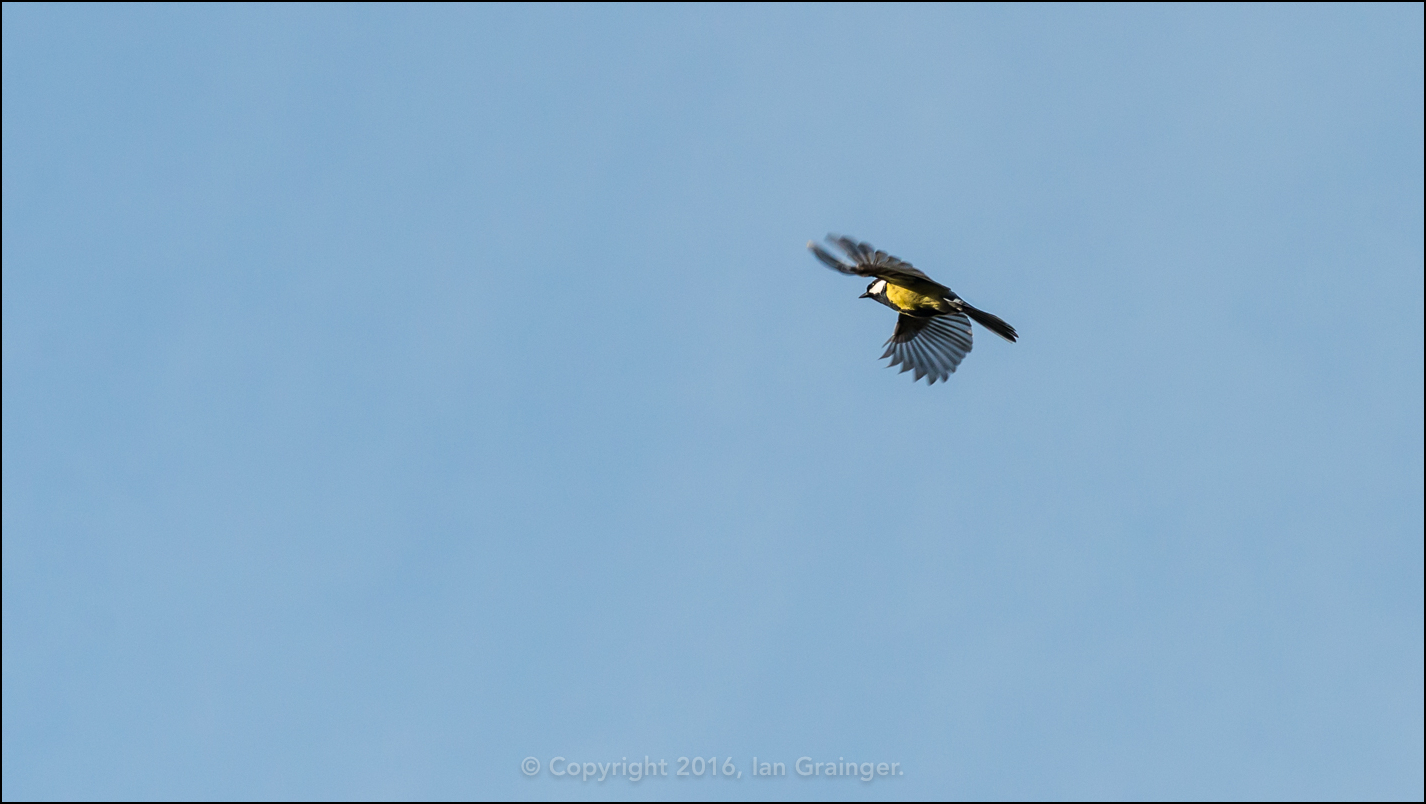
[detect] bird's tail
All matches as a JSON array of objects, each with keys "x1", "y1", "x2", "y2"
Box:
[{"x1": 961, "y1": 303, "x2": 1018, "y2": 343}]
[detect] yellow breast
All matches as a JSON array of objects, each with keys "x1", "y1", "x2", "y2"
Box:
[{"x1": 884, "y1": 283, "x2": 950, "y2": 314}]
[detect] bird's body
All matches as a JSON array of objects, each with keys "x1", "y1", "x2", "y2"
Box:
[
  {"x1": 879, "y1": 281, "x2": 954, "y2": 316},
  {"x1": 808, "y1": 235, "x2": 1017, "y2": 384}
]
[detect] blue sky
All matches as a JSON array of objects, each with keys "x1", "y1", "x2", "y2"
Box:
[{"x1": 3, "y1": 4, "x2": 1422, "y2": 801}]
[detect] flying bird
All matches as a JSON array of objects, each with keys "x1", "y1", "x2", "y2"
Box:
[{"x1": 808, "y1": 235, "x2": 1017, "y2": 384}]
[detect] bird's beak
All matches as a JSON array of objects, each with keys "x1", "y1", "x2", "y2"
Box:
[{"x1": 858, "y1": 291, "x2": 871, "y2": 299}]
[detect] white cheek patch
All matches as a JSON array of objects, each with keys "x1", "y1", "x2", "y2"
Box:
[{"x1": 870, "y1": 280, "x2": 887, "y2": 295}]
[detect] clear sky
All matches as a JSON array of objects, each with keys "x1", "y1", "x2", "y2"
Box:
[{"x1": 3, "y1": 4, "x2": 1422, "y2": 801}]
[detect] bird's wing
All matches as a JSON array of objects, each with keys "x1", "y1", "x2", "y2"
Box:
[
  {"x1": 882, "y1": 313, "x2": 974, "y2": 384},
  {"x1": 811, "y1": 235, "x2": 955, "y2": 297}
]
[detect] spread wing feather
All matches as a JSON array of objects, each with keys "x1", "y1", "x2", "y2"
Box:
[
  {"x1": 881, "y1": 313, "x2": 974, "y2": 384},
  {"x1": 807, "y1": 241, "x2": 862, "y2": 275},
  {"x1": 808, "y1": 235, "x2": 953, "y2": 297}
]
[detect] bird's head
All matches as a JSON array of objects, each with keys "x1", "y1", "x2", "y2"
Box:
[{"x1": 860, "y1": 279, "x2": 887, "y2": 300}]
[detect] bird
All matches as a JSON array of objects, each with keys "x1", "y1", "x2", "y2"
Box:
[{"x1": 808, "y1": 235, "x2": 1017, "y2": 384}]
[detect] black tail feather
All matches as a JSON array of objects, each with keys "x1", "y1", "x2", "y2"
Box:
[{"x1": 961, "y1": 304, "x2": 1017, "y2": 343}]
